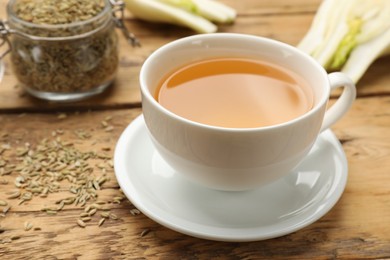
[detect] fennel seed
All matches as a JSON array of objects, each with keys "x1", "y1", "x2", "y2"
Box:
[
  {"x1": 98, "y1": 218, "x2": 105, "y2": 227},
  {"x1": 100, "y1": 212, "x2": 110, "y2": 218},
  {"x1": 77, "y1": 219, "x2": 86, "y2": 228},
  {"x1": 2, "y1": 206, "x2": 11, "y2": 214},
  {"x1": 0, "y1": 116, "x2": 126, "y2": 230},
  {"x1": 88, "y1": 208, "x2": 97, "y2": 216},
  {"x1": 81, "y1": 217, "x2": 92, "y2": 222},
  {"x1": 130, "y1": 209, "x2": 141, "y2": 216},
  {"x1": 24, "y1": 221, "x2": 33, "y2": 231},
  {"x1": 79, "y1": 212, "x2": 89, "y2": 218},
  {"x1": 109, "y1": 213, "x2": 118, "y2": 220},
  {"x1": 140, "y1": 229, "x2": 150, "y2": 238}
]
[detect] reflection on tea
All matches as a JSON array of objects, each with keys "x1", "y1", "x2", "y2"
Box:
[{"x1": 156, "y1": 58, "x2": 313, "y2": 128}]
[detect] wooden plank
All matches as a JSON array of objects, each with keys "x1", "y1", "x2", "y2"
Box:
[
  {"x1": 0, "y1": 1, "x2": 389, "y2": 259},
  {"x1": 0, "y1": 96, "x2": 390, "y2": 258},
  {"x1": 1, "y1": 0, "x2": 389, "y2": 111},
  {"x1": 223, "y1": 0, "x2": 323, "y2": 15}
]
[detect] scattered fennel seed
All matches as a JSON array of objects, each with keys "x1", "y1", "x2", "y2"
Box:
[
  {"x1": 98, "y1": 218, "x2": 105, "y2": 227},
  {"x1": 140, "y1": 229, "x2": 150, "y2": 237},
  {"x1": 77, "y1": 219, "x2": 86, "y2": 228},
  {"x1": 24, "y1": 221, "x2": 33, "y2": 231}
]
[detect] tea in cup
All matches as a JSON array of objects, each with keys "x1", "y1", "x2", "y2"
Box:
[
  {"x1": 140, "y1": 33, "x2": 356, "y2": 191},
  {"x1": 156, "y1": 57, "x2": 314, "y2": 128}
]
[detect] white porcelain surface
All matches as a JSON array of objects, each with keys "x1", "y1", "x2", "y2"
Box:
[
  {"x1": 114, "y1": 115, "x2": 348, "y2": 242},
  {"x1": 140, "y1": 33, "x2": 355, "y2": 190}
]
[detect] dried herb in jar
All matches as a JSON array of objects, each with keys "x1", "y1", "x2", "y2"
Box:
[
  {"x1": 6, "y1": 0, "x2": 120, "y2": 100},
  {"x1": 14, "y1": 0, "x2": 105, "y2": 25}
]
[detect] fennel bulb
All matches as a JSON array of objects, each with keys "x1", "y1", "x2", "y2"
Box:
[
  {"x1": 124, "y1": 0, "x2": 236, "y2": 34},
  {"x1": 298, "y1": 0, "x2": 390, "y2": 83}
]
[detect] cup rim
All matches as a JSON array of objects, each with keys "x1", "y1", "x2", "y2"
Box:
[{"x1": 140, "y1": 33, "x2": 330, "y2": 132}]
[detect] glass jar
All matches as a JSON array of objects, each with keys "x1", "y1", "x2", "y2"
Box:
[{"x1": 0, "y1": 0, "x2": 138, "y2": 101}]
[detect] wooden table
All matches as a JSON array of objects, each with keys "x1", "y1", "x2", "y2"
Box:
[{"x1": 1, "y1": 0, "x2": 390, "y2": 259}]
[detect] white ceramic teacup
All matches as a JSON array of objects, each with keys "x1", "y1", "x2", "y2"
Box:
[{"x1": 140, "y1": 33, "x2": 356, "y2": 191}]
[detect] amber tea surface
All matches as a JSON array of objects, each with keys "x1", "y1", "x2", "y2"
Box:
[{"x1": 156, "y1": 58, "x2": 313, "y2": 128}]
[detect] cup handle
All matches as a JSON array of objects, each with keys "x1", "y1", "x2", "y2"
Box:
[{"x1": 320, "y1": 72, "x2": 356, "y2": 132}]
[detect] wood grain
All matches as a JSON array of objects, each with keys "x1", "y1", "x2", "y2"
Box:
[
  {"x1": 0, "y1": 0, "x2": 390, "y2": 259},
  {"x1": 1, "y1": 0, "x2": 390, "y2": 111},
  {"x1": 0, "y1": 96, "x2": 390, "y2": 259}
]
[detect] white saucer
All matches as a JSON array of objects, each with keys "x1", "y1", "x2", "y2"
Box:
[{"x1": 114, "y1": 115, "x2": 348, "y2": 242}]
